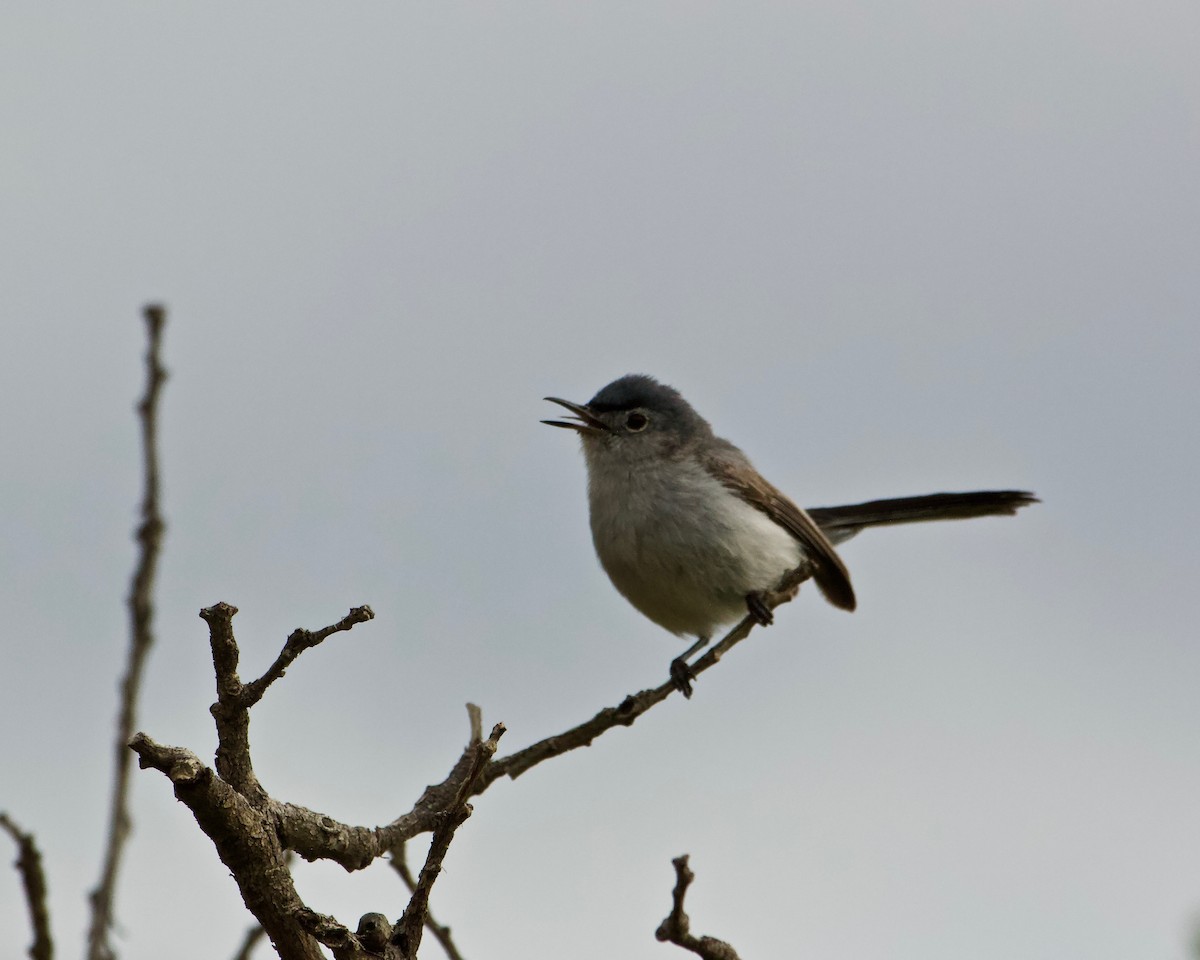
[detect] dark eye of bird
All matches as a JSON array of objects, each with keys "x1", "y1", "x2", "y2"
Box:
[{"x1": 625, "y1": 412, "x2": 649, "y2": 432}]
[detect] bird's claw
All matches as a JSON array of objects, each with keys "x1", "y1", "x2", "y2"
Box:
[
  {"x1": 669, "y1": 657, "x2": 696, "y2": 699},
  {"x1": 746, "y1": 591, "x2": 774, "y2": 626}
]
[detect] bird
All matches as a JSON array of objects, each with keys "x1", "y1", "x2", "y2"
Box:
[{"x1": 543, "y1": 373, "x2": 1036, "y2": 697}]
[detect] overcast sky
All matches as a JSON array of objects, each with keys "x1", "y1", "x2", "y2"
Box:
[{"x1": 2, "y1": 4, "x2": 1198, "y2": 959}]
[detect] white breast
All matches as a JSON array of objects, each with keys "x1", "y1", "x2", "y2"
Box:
[{"x1": 584, "y1": 453, "x2": 802, "y2": 638}]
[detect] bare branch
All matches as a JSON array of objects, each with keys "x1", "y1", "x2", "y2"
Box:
[
  {"x1": 229, "y1": 852, "x2": 295, "y2": 960},
  {"x1": 229, "y1": 925, "x2": 266, "y2": 960},
  {"x1": 465, "y1": 702, "x2": 482, "y2": 743},
  {"x1": 242, "y1": 605, "x2": 375, "y2": 707},
  {"x1": 1, "y1": 812, "x2": 54, "y2": 960},
  {"x1": 155, "y1": 572, "x2": 799, "y2": 879},
  {"x1": 478, "y1": 567, "x2": 808, "y2": 788},
  {"x1": 395, "y1": 723, "x2": 505, "y2": 959},
  {"x1": 294, "y1": 722, "x2": 505, "y2": 960},
  {"x1": 128, "y1": 496, "x2": 794, "y2": 954},
  {"x1": 389, "y1": 844, "x2": 466, "y2": 960},
  {"x1": 295, "y1": 910, "x2": 382, "y2": 960},
  {"x1": 655, "y1": 856, "x2": 740, "y2": 960},
  {"x1": 202, "y1": 602, "x2": 263, "y2": 801},
  {"x1": 129, "y1": 734, "x2": 324, "y2": 960},
  {"x1": 130, "y1": 557, "x2": 796, "y2": 934},
  {"x1": 132, "y1": 664, "x2": 505, "y2": 956},
  {"x1": 275, "y1": 704, "x2": 506, "y2": 870},
  {"x1": 295, "y1": 910, "x2": 411, "y2": 960},
  {"x1": 87, "y1": 303, "x2": 168, "y2": 960},
  {"x1": 204, "y1": 602, "x2": 375, "y2": 804}
]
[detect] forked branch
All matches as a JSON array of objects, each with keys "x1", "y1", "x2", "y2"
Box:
[{"x1": 130, "y1": 406, "x2": 804, "y2": 958}]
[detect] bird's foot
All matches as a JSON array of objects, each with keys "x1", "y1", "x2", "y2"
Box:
[
  {"x1": 746, "y1": 591, "x2": 774, "y2": 626},
  {"x1": 669, "y1": 657, "x2": 696, "y2": 699}
]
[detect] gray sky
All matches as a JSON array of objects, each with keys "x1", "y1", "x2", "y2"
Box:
[{"x1": 2, "y1": 3, "x2": 1198, "y2": 958}]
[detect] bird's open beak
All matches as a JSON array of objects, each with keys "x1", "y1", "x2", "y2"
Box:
[{"x1": 542, "y1": 397, "x2": 610, "y2": 435}]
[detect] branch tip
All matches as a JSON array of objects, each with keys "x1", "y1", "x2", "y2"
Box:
[
  {"x1": 466, "y1": 702, "x2": 483, "y2": 742},
  {"x1": 1, "y1": 813, "x2": 54, "y2": 960},
  {"x1": 88, "y1": 303, "x2": 169, "y2": 960},
  {"x1": 143, "y1": 301, "x2": 166, "y2": 328},
  {"x1": 656, "y1": 855, "x2": 740, "y2": 960},
  {"x1": 201, "y1": 601, "x2": 239, "y2": 622}
]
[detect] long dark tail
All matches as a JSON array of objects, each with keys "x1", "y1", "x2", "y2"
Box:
[{"x1": 807, "y1": 490, "x2": 1038, "y2": 545}]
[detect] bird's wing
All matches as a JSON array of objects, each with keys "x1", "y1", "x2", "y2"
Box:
[{"x1": 702, "y1": 443, "x2": 856, "y2": 612}]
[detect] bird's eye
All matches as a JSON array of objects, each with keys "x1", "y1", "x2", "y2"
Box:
[{"x1": 625, "y1": 412, "x2": 649, "y2": 432}]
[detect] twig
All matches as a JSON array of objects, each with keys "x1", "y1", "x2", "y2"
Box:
[
  {"x1": 293, "y1": 720, "x2": 505, "y2": 960},
  {"x1": 395, "y1": 722, "x2": 505, "y2": 959},
  {"x1": 655, "y1": 856, "x2": 740, "y2": 960},
  {"x1": 1, "y1": 812, "x2": 54, "y2": 960},
  {"x1": 479, "y1": 566, "x2": 809, "y2": 787},
  {"x1": 132, "y1": 633, "x2": 500, "y2": 958},
  {"x1": 389, "y1": 843, "x2": 466, "y2": 960},
  {"x1": 129, "y1": 485, "x2": 797, "y2": 953},
  {"x1": 87, "y1": 303, "x2": 168, "y2": 960},
  {"x1": 242, "y1": 606, "x2": 376, "y2": 707},
  {"x1": 131, "y1": 604, "x2": 378, "y2": 958},
  {"x1": 136, "y1": 563, "x2": 798, "y2": 889},
  {"x1": 386, "y1": 705, "x2": 480, "y2": 960},
  {"x1": 204, "y1": 602, "x2": 375, "y2": 803},
  {"x1": 238, "y1": 575, "x2": 803, "y2": 873},
  {"x1": 230, "y1": 925, "x2": 266, "y2": 960},
  {"x1": 276, "y1": 704, "x2": 504, "y2": 870}
]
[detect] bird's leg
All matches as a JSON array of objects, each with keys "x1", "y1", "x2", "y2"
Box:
[
  {"x1": 670, "y1": 636, "x2": 710, "y2": 699},
  {"x1": 746, "y1": 591, "x2": 774, "y2": 626}
]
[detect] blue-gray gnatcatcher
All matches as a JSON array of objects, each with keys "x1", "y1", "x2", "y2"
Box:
[{"x1": 544, "y1": 374, "x2": 1036, "y2": 697}]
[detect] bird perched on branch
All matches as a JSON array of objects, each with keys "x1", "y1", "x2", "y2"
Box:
[{"x1": 544, "y1": 374, "x2": 1037, "y2": 697}]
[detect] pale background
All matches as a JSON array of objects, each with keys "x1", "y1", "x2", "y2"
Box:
[{"x1": 2, "y1": 4, "x2": 1198, "y2": 959}]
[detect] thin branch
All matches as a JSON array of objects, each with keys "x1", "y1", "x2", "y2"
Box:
[
  {"x1": 293, "y1": 721, "x2": 505, "y2": 960},
  {"x1": 131, "y1": 601, "x2": 379, "y2": 958},
  {"x1": 132, "y1": 668, "x2": 503, "y2": 957},
  {"x1": 203, "y1": 602, "x2": 262, "y2": 802},
  {"x1": 389, "y1": 844, "x2": 466, "y2": 960},
  {"x1": 204, "y1": 602, "x2": 375, "y2": 804},
  {"x1": 87, "y1": 303, "x2": 168, "y2": 960},
  {"x1": 395, "y1": 722, "x2": 505, "y2": 959},
  {"x1": 655, "y1": 856, "x2": 740, "y2": 960},
  {"x1": 386, "y1": 707, "x2": 481, "y2": 960},
  {"x1": 130, "y1": 533, "x2": 795, "y2": 952},
  {"x1": 277, "y1": 704, "x2": 501, "y2": 870},
  {"x1": 137, "y1": 563, "x2": 800, "y2": 889},
  {"x1": 229, "y1": 925, "x2": 266, "y2": 960},
  {"x1": 1, "y1": 812, "x2": 54, "y2": 960},
  {"x1": 244, "y1": 574, "x2": 804, "y2": 873},
  {"x1": 242, "y1": 606, "x2": 376, "y2": 707},
  {"x1": 478, "y1": 566, "x2": 810, "y2": 788}
]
